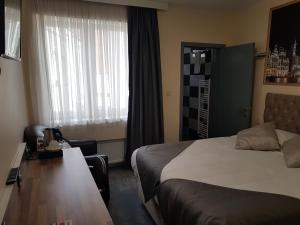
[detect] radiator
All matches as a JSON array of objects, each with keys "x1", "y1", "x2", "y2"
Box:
[
  {"x1": 198, "y1": 79, "x2": 210, "y2": 139},
  {"x1": 97, "y1": 139, "x2": 125, "y2": 164}
]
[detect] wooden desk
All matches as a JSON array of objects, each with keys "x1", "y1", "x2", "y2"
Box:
[{"x1": 3, "y1": 148, "x2": 114, "y2": 225}]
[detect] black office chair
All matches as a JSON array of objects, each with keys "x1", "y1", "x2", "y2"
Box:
[{"x1": 23, "y1": 125, "x2": 110, "y2": 205}]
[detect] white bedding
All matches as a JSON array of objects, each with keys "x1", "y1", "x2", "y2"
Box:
[
  {"x1": 161, "y1": 136, "x2": 300, "y2": 199},
  {"x1": 131, "y1": 148, "x2": 141, "y2": 177}
]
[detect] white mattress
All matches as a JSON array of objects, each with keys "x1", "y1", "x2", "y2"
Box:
[{"x1": 161, "y1": 136, "x2": 300, "y2": 199}]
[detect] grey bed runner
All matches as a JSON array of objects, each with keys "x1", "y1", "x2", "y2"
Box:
[
  {"x1": 136, "y1": 141, "x2": 193, "y2": 202},
  {"x1": 158, "y1": 179, "x2": 300, "y2": 225}
]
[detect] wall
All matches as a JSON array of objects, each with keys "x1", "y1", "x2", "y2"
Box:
[
  {"x1": 22, "y1": 2, "x2": 238, "y2": 145},
  {"x1": 158, "y1": 4, "x2": 238, "y2": 142},
  {"x1": 234, "y1": 0, "x2": 300, "y2": 126},
  {"x1": 0, "y1": 58, "x2": 28, "y2": 204},
  {"x1": 159, "y1": 1, "x2": 300, "y2": 142}
]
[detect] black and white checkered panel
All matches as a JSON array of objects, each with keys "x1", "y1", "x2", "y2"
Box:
[
  {"x1": 182, "y1": 47, "x2": 212, "y2": 141},
  {"x1": 182, "y1": 75, "x2": 200, "y2": 140}
]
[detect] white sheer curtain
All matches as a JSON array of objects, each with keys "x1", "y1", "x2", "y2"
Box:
[
  {"x1": 27, "y1": 0, "x2": 128, "y2": 126},
  {"x1": 5, "y1": 0, "x2": 21, "y2": 58}
]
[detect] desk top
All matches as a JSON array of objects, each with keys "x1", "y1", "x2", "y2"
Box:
[{"x1": 3, "y1": 148, "x2": 114, "y2": 225}]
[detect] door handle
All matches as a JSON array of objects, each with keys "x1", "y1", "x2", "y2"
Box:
[{"x1": 240, "y1": 107, "x2": 251, "y2": 118}]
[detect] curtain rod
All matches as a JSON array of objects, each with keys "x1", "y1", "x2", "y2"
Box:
[{"x1": 82, "y1": 0, "x2": 169, "y2": 10}]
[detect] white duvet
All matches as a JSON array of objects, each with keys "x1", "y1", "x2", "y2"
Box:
[{"x1": 161, "y1": 136, "x2": 300, "y2": 199}]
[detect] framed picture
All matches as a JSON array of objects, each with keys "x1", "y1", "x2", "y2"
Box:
[{"x1": 264, "y1": 0, "x2": 300, "y2": 85}]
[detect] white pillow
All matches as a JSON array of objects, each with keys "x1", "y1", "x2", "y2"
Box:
[
  {"x1": 282, "y1": 136, "x2": 300, "y2": 168},
  {"x1": 235, "y1": 123, "x2": 280, "y2": 151},
  {"x1": 275, "y1": 129, "x2": 299, "y2": 146}
]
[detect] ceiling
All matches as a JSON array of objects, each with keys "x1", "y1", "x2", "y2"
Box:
[{"x1": 155, "y1": 0, "x2": 260, "y2": 9}]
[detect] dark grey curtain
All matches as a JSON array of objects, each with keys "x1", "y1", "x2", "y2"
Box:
[{"x1": 126, "y1": 6, "x2": 164, "y2": 163}]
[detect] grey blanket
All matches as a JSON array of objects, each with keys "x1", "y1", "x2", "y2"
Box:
[
  {"x1": 136, "y1": 141, "x2": 193, "y2": 202},
  {"x1": 158, "y1": 179, "x2": 300, "y2": 225}
]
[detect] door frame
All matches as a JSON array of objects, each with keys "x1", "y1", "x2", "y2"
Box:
[{"x1": 179, "y1": 42, "x2": 225, "y2": 141}]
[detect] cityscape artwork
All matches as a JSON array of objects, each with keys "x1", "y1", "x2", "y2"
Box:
[{"x1": 265, "y1": 1, "x2": 300, "y2": 85}]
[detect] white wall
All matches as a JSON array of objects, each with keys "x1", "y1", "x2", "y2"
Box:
[{"x1": 0, "y1": 58, "x2": 28, "y2": 204}]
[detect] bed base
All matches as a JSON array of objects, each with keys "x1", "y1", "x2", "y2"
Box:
[{"x1": 135, "y1": 171, "x2": 164, "y2": 225}]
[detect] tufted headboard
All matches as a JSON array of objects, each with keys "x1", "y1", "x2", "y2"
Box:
[{"x1": 264, "y1": 93, "x2": 300, "y2": 134}]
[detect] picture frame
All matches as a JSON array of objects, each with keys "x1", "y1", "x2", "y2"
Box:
[{"x1": 264, "y1": 0, "x2": 300, "y2": 86}]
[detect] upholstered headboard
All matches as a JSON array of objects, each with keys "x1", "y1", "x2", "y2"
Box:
[{"x1": 264, "y1": 93, "x2": 300, "y2": 134}]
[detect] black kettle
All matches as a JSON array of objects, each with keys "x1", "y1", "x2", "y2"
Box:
[{"x1": 43, "y1": 128, "x2": 63, "y2": 146}]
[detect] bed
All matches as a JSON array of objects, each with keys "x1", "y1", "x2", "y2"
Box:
[{"x1": 131, "y1": 93, "x2": 300, "y2": 225}]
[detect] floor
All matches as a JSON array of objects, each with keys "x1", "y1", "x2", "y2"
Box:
[{"x1": 108, "y1": 167, "x2": 156, "y2": 225}]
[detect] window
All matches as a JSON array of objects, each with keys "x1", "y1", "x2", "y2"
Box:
[{"x1": 35, "y1": 5, "x2": 128, "y2": 126}]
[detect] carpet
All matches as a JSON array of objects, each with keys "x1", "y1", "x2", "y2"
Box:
[{"x1": 108, "y1": 167, "x2": 156, "y2": 225}]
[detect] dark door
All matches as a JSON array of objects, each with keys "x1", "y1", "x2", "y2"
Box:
[{"x1": 210, "y1": 43, "x2": 255, "y2": 137}]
